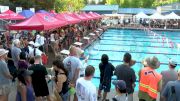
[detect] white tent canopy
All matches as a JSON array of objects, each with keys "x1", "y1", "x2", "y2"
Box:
[
  {"x1": 149, "y1": 12, "x2": 165, "y2": 19},
  {"x1": 164, "y1": 12, "x2": 180, "y2": 19},
  {"x1": 135, "y1": 12, "x2": 149, "y2": 19}
]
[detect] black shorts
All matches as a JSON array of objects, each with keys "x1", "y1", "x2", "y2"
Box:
[{"x1": 99, "y1": 83, "x2": 111, "y2": 92}]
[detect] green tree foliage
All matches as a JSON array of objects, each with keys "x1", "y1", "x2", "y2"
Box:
[{"x1": 106, "y1": 0, "x2": 179, "y2": 8}]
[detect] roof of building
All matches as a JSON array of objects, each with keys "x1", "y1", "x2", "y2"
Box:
[
  {"x1": 82, "y1": 5, "x2": 119, "y2": 11},
  {"x1": 118, "y1": 8, "x2": 156, "y2": 14}
]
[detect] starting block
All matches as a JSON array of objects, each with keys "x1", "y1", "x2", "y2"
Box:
[
  {"x1": 83, "y1": 37, "x2": 90, "y2": 44},
  {"x1": 74, "y1": 42, "x2": 83, "y2": 48}
]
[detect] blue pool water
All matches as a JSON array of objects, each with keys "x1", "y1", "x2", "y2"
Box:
[{"x1": 85, "y1": 29, "x2": 180, "y2": 90}]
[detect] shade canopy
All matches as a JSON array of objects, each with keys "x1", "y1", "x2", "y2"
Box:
[
  {"x1": 55, "y1": 13, "x2": 81, "y2": 24},
  {"x1": 9, "y1": 13, "x2": 67, "y2": 30},
  {"x1": 135, "y1": 12, "x2": 149, "y2": 19},
  {"x1": 164, "y1": 12, "x2": 180, "y2": 19},
  {"x1": 19, "y1": 10, "x2": 35, "y2": 18},
  {"x1": 88, "y1": 12, "x2": 100, "y2": 19},
  {"x1": 0, "y1": 10, "x2": 25, "y2": 20},
  {"x1": 149, "y1": 12, "x2": 164, "y2": 19},
  {"x1": 80, "y1": 12, "x2": 94, "y2": 20},
  {"x1": 37, "y1": 10, "x2": 49, "y2": 14},
  {"x1": 71, "y1": 13, "x2": 88, "y2": 21}
]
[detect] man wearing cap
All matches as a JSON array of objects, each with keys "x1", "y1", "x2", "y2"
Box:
[
  {"x1": 138, "y1": 56, "x2": 162, "y2": 101},
  {"x1": 162, "y1": 69, "x2": 180, "y2": 101},
  {"x1": 0, "y1": 49, "x2": 13, "y2": 101},
  {"x1": 112, "y1": 80, "x2": 128, "y2": 101},
  {"x1": 160, "y1": 59, "x2": 178, "y2": 101},
  {"x1": 114, "y1": 53, "x2": 136, "y2": 101}
]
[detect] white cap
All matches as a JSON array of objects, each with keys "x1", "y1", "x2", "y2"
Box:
[
  {"x1": 29, "y1": 41, "x2": 34, "y2": 45},
  {"x1": 169, "y1": 58, "x2": 177, "y2": 66}
]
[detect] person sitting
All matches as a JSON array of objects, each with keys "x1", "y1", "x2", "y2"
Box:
[{"x1": 112, "y1": 80, "x2": 128, "y2": 101}]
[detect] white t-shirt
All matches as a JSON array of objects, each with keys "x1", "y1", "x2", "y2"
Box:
[
  {"x1": 50, "y1": 34, "x2": 55, "y2": 42},
  {"x1": 76, "y1": 77, "x2": 97, "y2": 101},
  {"x1": 63, "y1": 56, "x2": 82, "y2": 81},
  {"x1": 29, "y1": 48, "x2": 42, "y2": 57},
  {"x1": 35, "y1": 36, "x2": 45, "y2": 46}
]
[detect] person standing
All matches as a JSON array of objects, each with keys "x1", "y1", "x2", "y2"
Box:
[
  {"x1": 11, "y1": 39, "x2": 21, "y2": 68},
  {"x1": 114, "y1": 53, "x2": 136, "y2": 101},
  {"x1": 63, "y1": 46, "x2": 81, "y2": 101},
  {"x1": 76, "y1": 65, "x2": 97, "y2": 101},
  {"x1": 160, "y1": 59, "x2": 178, "y2": 101},
  {"x1": 162, "y1": 69, "x2": 180, "y2": 101},
  {"x1": 29, "y1": 55, "x2": 50, "y2": 101},
  {"x1": 98, "y1": 54, "x2": 115, "y2": 101},
  {"x1": 138, "y1": 56, "x2": 162, "y2": 101},
  {"x1": 0, "y1": 49, "x2": 13, "y2": 101},
  {"x1": 52, "y1": 60, "x2": 69, "y2": 101},
  {"x1": 16, "y1": 70, "x2": 34, "y2": 101},
  {"x1": 35, "y1": 34, "x2": 45, "y2": 52}
]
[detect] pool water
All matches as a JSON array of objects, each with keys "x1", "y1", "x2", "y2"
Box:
[{"x1": 85, "y1": 29, "x2": 180, "y2": 90}]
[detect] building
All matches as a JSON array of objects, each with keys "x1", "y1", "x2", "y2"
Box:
[
  {"x1": 157, "y1": 2, "x2": 180, "y2": 15},
  {"x1": 81, "y1": 5, "x2": 119, "y2": 14}
]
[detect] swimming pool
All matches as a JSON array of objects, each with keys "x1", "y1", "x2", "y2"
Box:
[{"x1": 85, "y1": 29, "x2": 180, "y2": 90}]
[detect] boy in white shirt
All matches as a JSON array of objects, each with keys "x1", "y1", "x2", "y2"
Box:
[{"x1": 76, "y1": 65, "x2": 97, "y2": 101}]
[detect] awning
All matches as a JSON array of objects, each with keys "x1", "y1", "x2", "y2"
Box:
[{"x1": 9, "y1": 13, "x2": 67, "y2": 30}]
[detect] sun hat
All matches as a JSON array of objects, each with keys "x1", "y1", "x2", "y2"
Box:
[
  {"x1": 142, "y1": 57, "x2": 150, "y2": 67},
  {"x1": 147, "y1": 56, "x2": 160, "y2": 69},
  {"x1": 112, "y1": 80, "x2": 126, "y2": 90},
  {"x1": 169, "y1": 58, "x2": 177, "y2": 67},
  {"x1": 0, "y1": 49, "x2": 9, "y2": 57}
]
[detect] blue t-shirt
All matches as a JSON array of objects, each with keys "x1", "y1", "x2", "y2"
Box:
[
  {"x1": 0, "y1": 60, "x2": 11, "y2": 85},
  {"x1": 162, "y1": 80, "x2": 180, "y2": 101},
  {"x1": 63, "y1": 56, "x2": 81, "y2": 81}
]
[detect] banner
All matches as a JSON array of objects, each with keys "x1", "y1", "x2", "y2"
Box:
[
  {"x1": 30, "y1": 8, "x2": 35, "y2": 13},
  {"x1": 0, "y1": 6, "x2": 9, "y2": 13},
  {"x1": 16, "y1": 7, "x2": 22, "y2": 13}
]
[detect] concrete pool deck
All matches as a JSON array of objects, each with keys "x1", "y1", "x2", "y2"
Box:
[{"x1": 8, "y1": 82, "x2": 160, "y2": 101}]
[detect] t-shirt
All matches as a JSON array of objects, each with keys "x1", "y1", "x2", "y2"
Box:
[
  {"x1": 76, "y1": 77, "x2": 97, "y2": 101},
  {"x1": 63, "y1": 56, "x2": 81, "y2": 81},
  {"x1": 11, "y1": 46, "x2": 21, "y2": 67},
  {"x1": 50, "y1": 34, "x2": 55, "y2": 42},
  {"x1": 99, "y1": 62, "x2": 115, "y2": 84},
  {"x1": 0, "y1": 60, "x2": 11, "y2": 85},
  {"x1": 112, "y1": 94, "x2": 128, "y2": 101},
  {"x1": 18, "y1": 60, "x2": 28, "y2": 70},
  {"x1": 162, "y1": 80, "x2": 180, "y2": 101},
  {"x1": 114, "y1": 64, "x2": 136, "y2": 94},
  {"x1": 29, "y1": 48, "x2": 42, "y2": 57},
  {"x1": 35, "y1": 36, "x2": 45, "y2": 46},
  {"x1": 161, "y1": 69, "x2": 178, "y2": 91}
]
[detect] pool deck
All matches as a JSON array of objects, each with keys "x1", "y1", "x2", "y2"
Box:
[{"x1": 8, "y1": 82, "x2": 160, "y2": 101}]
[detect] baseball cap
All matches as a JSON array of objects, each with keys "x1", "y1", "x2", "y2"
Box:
[
  {"x1": 169, "y1": 58, "x2": 177, "y2": 67},
  {"x1": 112, "y1": 80, "x2": 126, "y2": 90}
]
